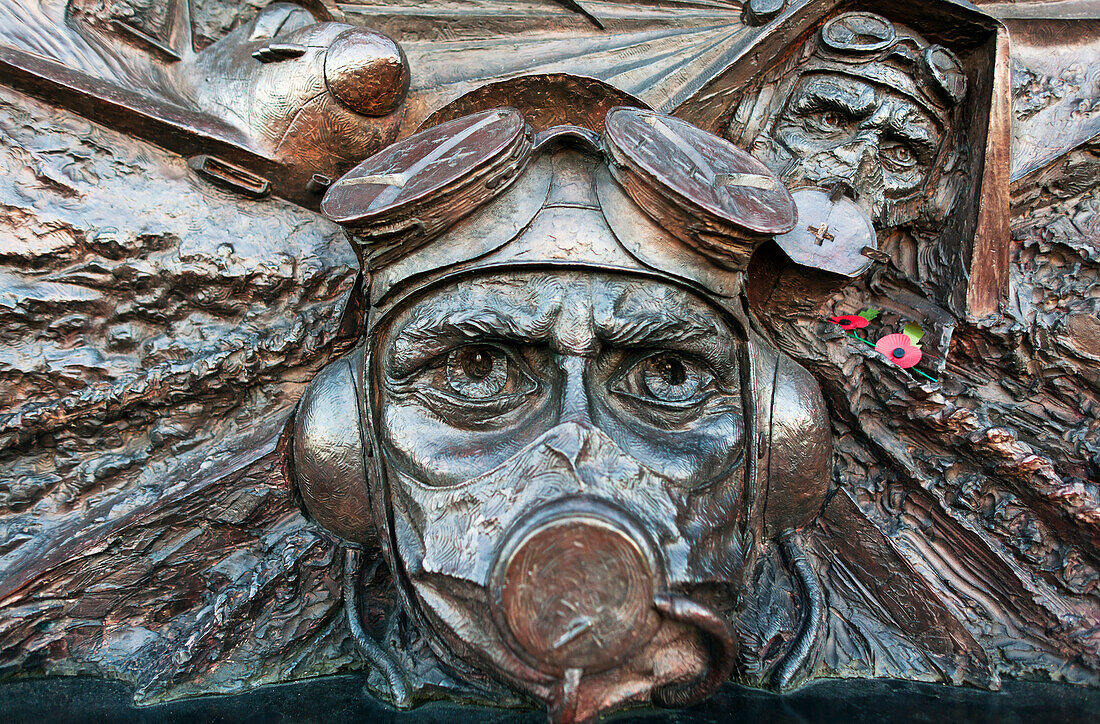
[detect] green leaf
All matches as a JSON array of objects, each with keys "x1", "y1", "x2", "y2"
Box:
[
  {"x1": 903, "y1": 321, "x2": 924, "y2": 346},
  {"x1": 858, "y1": 308, "x2": 880, "y2": 322}
]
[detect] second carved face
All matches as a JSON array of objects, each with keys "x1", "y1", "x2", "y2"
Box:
[
  {"x1": 771, "y1": 72, "x2": 943, "y2": 225},
  {"x1": 736, "y1": 12, "x2": 967, "y2": 234}
]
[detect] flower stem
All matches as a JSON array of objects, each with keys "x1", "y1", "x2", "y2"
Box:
[{"x1": 847, "y1": 332, "x2": 877, "y2": 348}]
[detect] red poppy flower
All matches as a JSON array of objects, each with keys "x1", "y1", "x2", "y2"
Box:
[
  {"x1": 875, "y1": 333, "x2": 922, "y2": 369},
  {"x1": 830, "y1": 315, "x2": 869, "y2": 330}
]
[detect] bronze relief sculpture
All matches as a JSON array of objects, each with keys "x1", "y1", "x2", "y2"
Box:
[
  {"x1": 0, "y1": 1, "x2": 1097, "y2": 723},
  {"x1": 296, "y1": 108, "x2": 830, "y2": 719}
]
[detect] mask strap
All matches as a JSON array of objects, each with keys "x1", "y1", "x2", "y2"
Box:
[
  {"x1": 652, "y1": 594, "x2": 739, "y2": 707},
  {"x1": 342, "y1": 545, "x2": 412, "y2": 707},
  {"x1": 772, "y1": 530, "x2": 826, "y2": 688}
]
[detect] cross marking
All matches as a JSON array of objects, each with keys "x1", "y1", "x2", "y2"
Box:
[{"x1": 808, "y1": 223, "x2": 835, "y2": 245}]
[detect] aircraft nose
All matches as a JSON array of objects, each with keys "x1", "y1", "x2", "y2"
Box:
[{"x1": 324, "y1": 28, "x2": 410, "y2": 117}]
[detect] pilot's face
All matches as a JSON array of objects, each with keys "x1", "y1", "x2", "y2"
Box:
[
  {"x1": 768, "y1": 73, "x2": 944, "y2": 226},
  {"x1": 376, "y1": 270, "x2": 745, "y2": 490},
  {"x1": 371, "y1": 269, "x2": 748, "y2": 719}
]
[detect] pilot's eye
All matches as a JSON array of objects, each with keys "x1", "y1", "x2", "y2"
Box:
[
  {"x1": 881, "y1": 141, "x2": 919, "y2": 170},
  {"x1": 801, "y1": 108, "x2": 849, "y2": 136},
  {"x1": 818, "y1": 111, "x2": 844, "y2": 130},
  {"x1": 401, "y1": 343, "x2": 537, "y2": 423},
  {"x1": 446, "y1": 345, "x2": 509, "y2": 399},
  {"x1": 616, "y1": 353, "x2": 714, "y2": 405}
]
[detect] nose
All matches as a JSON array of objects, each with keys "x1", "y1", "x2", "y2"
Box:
[
  {"x1": 832, "y1": 133, "x2": 880, "y2": 170},
  {"x1": 557, "y1": 356, "x2": 594, "y2": 427},
  {"x1": 828, "y1": 135, "x2": 885, "y2": 213},
  {"x1": 324, "y1": 28, "x2": 409, "y2": 116}
]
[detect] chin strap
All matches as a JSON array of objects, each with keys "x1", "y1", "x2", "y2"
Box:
[
  {"x1": 773, "y1": 531, "x2": 826, "y2": 689},
  {"x1": 343, "y1": 545, "x2": 413, "y2": 708}
]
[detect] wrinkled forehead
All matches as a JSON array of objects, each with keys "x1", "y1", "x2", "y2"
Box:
[{"x1": 376, "y1": 270, "x2": 739, "y2": 364}]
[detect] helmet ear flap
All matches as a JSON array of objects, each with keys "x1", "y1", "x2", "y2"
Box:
[
  {"x1": 749, "y1": 333, "x2": 832, "y2": 540},
  {"x1": 289, "y1": 347, "x2": 377, "y2": 546}
]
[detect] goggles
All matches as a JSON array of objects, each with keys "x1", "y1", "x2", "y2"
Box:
[
  {"x1": 321, "y1": 106, "x2": 797, "y2": 289},
  {"x1": 815, "y1": 11, "x2": 967, "y2": 108}
]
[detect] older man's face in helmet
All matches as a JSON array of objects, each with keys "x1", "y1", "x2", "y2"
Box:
[{"x1": 762, "y1": 72, "x2": 945, "y2": 228}]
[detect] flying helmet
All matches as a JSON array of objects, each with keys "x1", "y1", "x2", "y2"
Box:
[{"x1": 289, "y1": 99, "x2": 834, "y2": 706}]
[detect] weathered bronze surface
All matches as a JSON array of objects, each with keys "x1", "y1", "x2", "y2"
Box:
[{"x1": 0, "y1": 1, "x2": 1097, "y2": 723}]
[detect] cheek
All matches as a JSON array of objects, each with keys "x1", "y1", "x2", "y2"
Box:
[
  {"x1": 677, "y1": 470, "x2": 752, "y2": 584},
  {"x1": 595, "y1": 405, "x2": 746, "y2": 489},
  {"x1": 881, "y1": 167, "x2": 927, "y2": 197},
  {"x1": 377, "y1": 390, "x2": 551, "y2": 486},
  {"x1": 774, "y1": 120, "x2": 857, "y2": 158},
  {"x1": 774, "y1": 124, "x2": 829, "y2": 157},
  {"x1": 773, "y1": 126, "x2": 867, "y2": 186}
]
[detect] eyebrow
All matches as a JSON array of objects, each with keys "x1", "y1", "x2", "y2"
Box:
[
  {"x1": 886, "y1": 116, "x2": 940, "y2": 154},
  {"x1": 388, "y1": 307, "x2": 552, "y2": 376},
  {"x1": 597, "y1": 297, "x2": 735, "y2": 370},
  {"x1": 598, "y1": 311, "x2": 724, "y2": 348},
  {"x1": 386, "y1": 294, "x2": 730, "y2": 375},
  {"x1": 792, "y1": 78, "x2": 877, "y2": 118}
]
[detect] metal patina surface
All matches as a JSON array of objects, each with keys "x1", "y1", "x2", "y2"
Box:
[{"x1": 0, "y1": 2, "x2": 1097, "y2": 723}]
